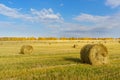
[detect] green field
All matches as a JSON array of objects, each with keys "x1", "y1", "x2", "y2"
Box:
[{"x1": 0, "y1": 40, "x2": 120, "y2": 80}]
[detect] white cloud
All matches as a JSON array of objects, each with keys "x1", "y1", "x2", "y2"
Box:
[
  {"x1": 74, "y1": 13, "x2": 110, "y2": 23},
  {"x1": 60, "y1": 13, "x2": 120, "y2": 37},
  {"x1": 106, "y1": 0, "x2": 120, "y2": 8},
  {"x1": 0, "y1": 3, "x2": 63, "y2": 23},
  {"x1": 74, "y1": 13, "x2": 120, "y2": 28},
  {"x1": 30, "y1": 8, "x2": 63, "y2": 22}
]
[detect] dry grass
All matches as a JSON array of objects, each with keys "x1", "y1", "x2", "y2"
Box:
[{"x1": 0, "y1": 40, "x2": 119, "y2": 80}]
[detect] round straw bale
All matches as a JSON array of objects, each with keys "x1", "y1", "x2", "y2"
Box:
[
  {"x1": 118, "y1": 41, "x2": 120, "y2": 43},
  {"x1": 80, "y1": 44, "x2": 93, "y2": 63},
  {"x1": 80, "y1": 44, "x2": 108, "y2": 65},
  {"x1": 20, "y1": 45, "x2": 33, "y2": 54},
  {"x1": 72, "y1": 44, "x2": 78, "y2": 48}
]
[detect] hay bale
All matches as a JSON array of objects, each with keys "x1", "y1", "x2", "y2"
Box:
[
  {"x1": 20, "y1": 45, "x2": 33, "y2": 54},
  {"x1": 80, "y1": 44, "x2": 93, "y2": 63},
  {"x1": 118, "y1": 41, "x2": 120, "y2": 43},
  {"x1": 49, "y1": 43, "x2": 51, "y2": 45},
  {"x1": 80, "y1": 44, "x2": 108, "y2": 65},
  {"x1": 72, "y1": 44, "x2": 78, "y2": 48}
]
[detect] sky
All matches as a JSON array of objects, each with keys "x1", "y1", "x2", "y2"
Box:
[{"x1": 0, "y1": 0, "x2": 120, "y2": 38}]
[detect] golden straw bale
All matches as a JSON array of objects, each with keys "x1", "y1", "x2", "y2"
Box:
[
  {"x1": 80, "y1": 44, "x2": 108, "y2": 65},
  {"x1": 20, "y1": 45, "x2": 33, "y2": 54}
]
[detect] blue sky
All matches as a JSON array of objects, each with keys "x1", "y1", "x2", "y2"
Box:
[{"x1": 0, "y1": 0, "x2": 120, "y2": 38}]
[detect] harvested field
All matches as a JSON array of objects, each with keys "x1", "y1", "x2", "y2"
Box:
[{"x1": 0, "y1": 40, "x2": 119, "y2": 80}]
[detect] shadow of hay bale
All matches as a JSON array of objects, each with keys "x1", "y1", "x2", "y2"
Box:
[
  {"x1": 64, "y1": 57, "x2": 82, "y2": 63},
  {"x1": 80, "y1": 44, "x2": 109, "y2": 66},
  {"x1": 20, "y1": 45, "x2": 33, "y2": 54}
]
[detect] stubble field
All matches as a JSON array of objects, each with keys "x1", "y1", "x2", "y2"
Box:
[{"x1": 0, "y1": 40, "x2": 120, "y2": 80}]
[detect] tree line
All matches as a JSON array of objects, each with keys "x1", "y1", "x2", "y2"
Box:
[{"x1": 0, "y1": 37, "x2": 119, "y2": 41}]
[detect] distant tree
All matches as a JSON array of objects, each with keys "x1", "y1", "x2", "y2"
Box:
[{"x1": 59, "y1": 37, "x2": 68, "y2": 40}]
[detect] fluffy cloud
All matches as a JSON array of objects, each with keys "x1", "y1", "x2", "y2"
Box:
[
  {"x1": 0, "y1": 4, "x2": 23, "y2": 18},
  {"x1": 106, "y1": 0, "x2": 120, "y2": 8},
  {"x1": 61, "y1": 13, "x2": 120, "y2": 37},
  {"x1": 74, "y1": 13, "x2": 109, "y2": 23},
  {"x1": 0, "y1": 3, "x2": 63, "y2": 23},
  {"x1": 30, "y1": 8, "x2": 63, "y2": 23},
  {"x1": 74, "y1": 13, "x2": 120, "y2": 28},
  {"x1": 31, "y1": 8, "x2": 60, "y2": 19}
]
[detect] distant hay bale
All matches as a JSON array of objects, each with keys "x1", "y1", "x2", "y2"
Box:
[
  {"x1": 91, "y1": 41, "x2": 94, "y2": 44},
  {"x1": 72, "y1": 44, "x2": 78, "y2": 48},
  {"x1": 20, "y1": 45, "x2": 33, "y2": 54},
  {"x1": 49, "y1": 43, "x2": 51, "y2": 45},
  {"x1": 118, "y1": 41, "x2": 120, "y2": 43},
  {"x1": 104, "y1": 41, "x2": 106, "y2": 43},
  {"x1": 80, "y1": 44, "x2": 108, "y2": 65}
]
